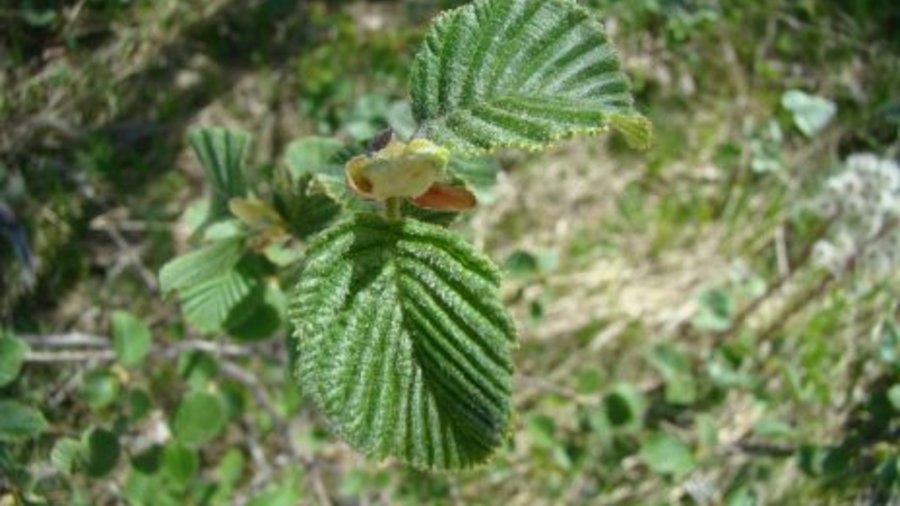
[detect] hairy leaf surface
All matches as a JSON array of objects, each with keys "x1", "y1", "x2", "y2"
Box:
[
  {"x1": 410, "y1": 0, "x2": 650, "y2": 153},
  {"x1": 289, "y1": 214, "x2": 516, "y2": 469}
]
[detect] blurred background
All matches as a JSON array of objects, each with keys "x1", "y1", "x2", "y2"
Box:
[{"x1": 1, "y1": 0, "x2": 899, "y2": 504}]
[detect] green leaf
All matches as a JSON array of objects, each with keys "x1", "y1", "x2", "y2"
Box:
[
  {"x1": 128, "y1": 388, "x2": 154, "y2": 422},
  {"x1": 226, "y1": 284, "x2": 287, "y2": 342},
  {"x1": 692, "y1": 288, "x2": 734, "y2": 332},
  {"x1": 131, "y1": 444, "x2": 163, "y2": 475},
  {"x1": 0, "y1": 335, "x2": 28, "y2": 386},
  {"x1": 284, "y1": 137, "x2": 345, "y2": 181},
  {"x1": 161, "y1": 239, "x2": 267, "y2": 333},
  {"x1": 645, "y1": 344, "x2": 697, "y2": 405},
  {"x1": 781, "y1": 89, "x2": 836, "y2": 138},
  {"x1": 83, "y1": 428, "x2": 120, "y2": 478},
  {"x1": 409, "y1": 0, "x2": 650, "y2": 154},
  {"x1": 172, "y1": 391, "x2": 227, "y2": 446},
  {"x1": 111, "y1": 311, "x2": 152, "y2": 367},
  {"x1": 179, "y1": 351, "x2": 219, "y2": 391},
  {"x1": 159, "y1": 238, "x2": 244, "y2": 294},
  {"x1": 525, "y1": 414, "x2": 557, "y2": 449},
  {"x1": 247, "y1": 471, "x2": 302, "y2": 506},
  {"x1": 289, "y1": 214, "x2": 516, "y2": 469},
  {"x1": 641, "y1": 432, "x2": 695, "y2": 478},
  {"x1": 888, "y1": 383, "x2": 900, "y2": 411},
  {"x1": 188, "y1": 128, "x2": 251, "y2": 221},
  {"x1": 179, "y1": 266, "x2": 261, "y2": 333},
  {"x1": 82, "y1": 369, "x2": 120, "y2": 411},
  {"x1": 603, "y1": 382, "x2": 646, "y2": 430},
  {"x1": 276, "y1": 138, "x2": 346, "y2": 239},
  {"x1": 51, "y1": 438, "x2": 84, "y2": 474},
  {"x1": 213, "y1": 448, "x2": 245, "y2": 503},
  {"x1": 0, "y1": 401, "x2": 47, "y2": 441},
  {"x1": 447, "y1": 156, "x2": 500, "y2": 204},
  {"x1": 503, "y1": 250, "x2": 540, "y2": 279},
  {"x1": 163, "y1": 443, "x2": 198, "y2": 486}
]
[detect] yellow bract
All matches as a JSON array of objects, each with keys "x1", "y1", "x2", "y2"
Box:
[
  {"x1": 229, "y1": 197, "x2": 287, "y2": 232},
  {"x1": 346, "y1": 139, "x2": 450, "y2": 201},
  {"x1": 228, "y1": 197, "x2": 290, "y2": 251}
]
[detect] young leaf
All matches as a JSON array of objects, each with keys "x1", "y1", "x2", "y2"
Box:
[
  {"x1": 0, "y1": 400, "x2": 48, "y2": 441},
  {"x1": 276, "y1": 138, "x2": 347, "y2": 238},
  {"x1": 289, "y1": 214, "x2": 516, "y2": 469},
  {"x1": 188, "y1": 128, "x2": 251, "y2": 221},
  {"x1": 410, "y1": 0, "x2": 650, "y2": 154},
  {"x1": 111, "y1": 311, "x2": 152, "y2": 368},
  {"x1": 0, "y1": 335, "x2": 28, "y2": 386},
  {"x1": 284, "y1": 137, "x2": 345, "y2": 182}
]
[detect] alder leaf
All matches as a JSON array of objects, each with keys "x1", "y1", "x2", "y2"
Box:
[
  {"x1": 188, "y1": 128, "x2": 251, "y2": 221},
  {"x1": 410, "y1": 0, "x2": 650, "y2": 154},
  {"x1": 289, "y1": 214, "x2": 516, "y2": 469},
  {"x1": 0, "y1": 400, "x2": 48, "y2": 442},
  {"x1": 179, "y1": 267, "x2": 261, "y2": 333},
  {"x1": 160, "y1": 238, "x2": 268, "y2": 334},
  {"x1": 159, "y1": 238, "x2": 244, "y2": 294}
]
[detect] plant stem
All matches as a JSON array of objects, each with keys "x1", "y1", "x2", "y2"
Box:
[{"x1": 384, "y1": 197, "x2": 403, "y2": 220}]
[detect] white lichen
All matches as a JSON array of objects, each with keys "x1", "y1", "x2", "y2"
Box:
[{"x1": 813, "y1": 153, "x2": 900, "y2": 279}]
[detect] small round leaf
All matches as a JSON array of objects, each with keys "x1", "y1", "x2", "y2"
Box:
[
  {"x1": 111, "y1": 310, "x2": 152, "y2": 368},
  {"x1": 82, "y1": 369, "x2": 120, "y2": 411},
  {"x1": 641, "y1": 432, "x2": 695, "y2": 478},
  {"x1": 163, "y1": 443, "x2": 198, "y2": 486},
  {"x1": 84, "y1": 428, "x2": 120, "y2": 478},
  {"x1": 172, "y1": 391, "x2": 227, "y2": 446}
]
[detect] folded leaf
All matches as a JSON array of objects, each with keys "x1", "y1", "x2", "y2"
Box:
[
  {"x1": 159, "y1": 238, "x2": 244, "y2": 295},
  {"x1": 188, "y1": 128, "x2": 251, "y2": 221}
]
